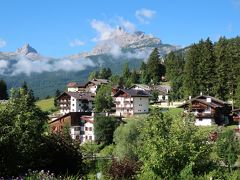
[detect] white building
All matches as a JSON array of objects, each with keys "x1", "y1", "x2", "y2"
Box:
[
  {"x1": 129, "y1": 84, "x2": 171, "y2": 102},
  {"x1": 85, "y1": 78, "x2": 110, "y2": 95},
  {"x1": 80, "y1": 115, "x2": 95, "y2": 143},
  {"x1": 154, "y1": 85, "x2": 171, "y2": 102},
  {"x1": 114, "y1": 89, "x2": 151, "y2": 117},
  {"x1": 57, "y1": 92, "x2": 94, "y2": 115},
  {"x1": 67, "y1": 82, "x2": 86, "y2": 92}
]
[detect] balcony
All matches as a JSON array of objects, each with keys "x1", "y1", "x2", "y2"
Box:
[{"x1": 195, "y1": 112, "x2": 214, "y2": 118}]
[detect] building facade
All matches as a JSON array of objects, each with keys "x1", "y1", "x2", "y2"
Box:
[
  {"x1": 57, "y1": 92, "x2": 94, "y2": 115},
  {"x1": 179, "y1": 95, "x2": 231, "y2": 126},
  {"x1": 114, "y1": 89, "x2": 150, "y2": 117}
]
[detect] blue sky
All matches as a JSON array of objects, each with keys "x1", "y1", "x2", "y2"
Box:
[{"x1": 0, "y1": 0, "x2": 239, "y2": 57}]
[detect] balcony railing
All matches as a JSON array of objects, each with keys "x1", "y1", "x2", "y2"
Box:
[{"x1": 195, "y1": 112, "x2": 214, "y2": 118}]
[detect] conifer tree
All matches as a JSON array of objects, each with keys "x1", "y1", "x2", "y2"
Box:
[
  {"x1": 197, "y1": 38, "x2": 215, "y2": 95},
  {"x1": 183, "y1": 44, "x2": 201, "y2": 98},
  {"x1": 213, "y1": 37, "x2": 230, "y2": 100},
  {"x1": 147, "y1": 48, "x2": 165, "y2": 84}
]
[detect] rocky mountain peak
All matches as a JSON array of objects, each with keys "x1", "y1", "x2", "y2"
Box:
[
  {"x1": 91, "y1": 29, "x2": 162, "y2": 56},
  {"x1": 16, "y1": 43, "x2": 38, "y2": 55}
]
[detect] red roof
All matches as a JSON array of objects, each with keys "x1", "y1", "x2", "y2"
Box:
[{"x1": 67, "y1": 82, "x2": 86, "y2": 88}]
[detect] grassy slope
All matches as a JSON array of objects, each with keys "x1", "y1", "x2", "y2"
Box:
[{"x1": 36, "y1": 98, "x2": 55, "y2": 112}]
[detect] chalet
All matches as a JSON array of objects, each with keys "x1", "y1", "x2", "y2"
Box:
[
  {"x1": 67, "y1": 82, "x2": 86, "y2": 92},
  {"x1": 48, "y1": 112, "x2": 91, "y2": 140},
  {"x1": 85, "y1": 78, "x2": 110, "y2": 95},
  {"x1": 113, "y1": 89, "x2": 151, "y2": 117},
  {"x1": 179, "y1": 95, "x2": 231, "y2": 126},
  {"x1": 80, "y1": 115, "x2": 95, "y2": 143},
  {"x1": 57, "y1": 92, "x2": 94, "y2": 115},
  {"x1": 153, "y1": 85, "x2": 171, "y2": 102}
]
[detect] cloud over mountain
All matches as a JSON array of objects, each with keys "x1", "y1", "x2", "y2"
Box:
[{"x1": 135, "y1": 8, "x2": 156, "y2": 24}]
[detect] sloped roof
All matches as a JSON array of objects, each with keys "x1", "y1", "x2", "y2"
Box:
[
  {"x1": 154, "y1": 85, "x2": 171, "y2": 93},
  {"x1": 57, "y1": 91, "x2": 94, "y2": 101},
  {"x1": 113, "y1": 89, "x2": 151, "y2": 97},
  {"x1": 129, "y1": 84, "x2": 151, "y2": 91},
  {"x1": 178, "y1": 95, "x2": 229, "y2": 108},
  {"x1": 86, "y1": 78, "x2": 110, "y2": 86},
  {"x1": 67, "y1": 82, "x2": 86, "y2": 88},
  {"x1": 80, "y1": 115, "x2": 94, "y2": 124}
]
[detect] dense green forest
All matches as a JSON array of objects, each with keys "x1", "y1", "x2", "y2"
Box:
[{"x1": 165, "y1": 36, "x2": 240, "y2": 106}]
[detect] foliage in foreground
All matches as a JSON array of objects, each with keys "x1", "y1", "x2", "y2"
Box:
[
  {"x1": 137, "y1": 109, "x2": 213, "y2": 179},
  {"x1": 94, "y1": 115, "x2": 121, "y2": 145},
  {"x1": 0, "y1": 88, "x2": 83, "y2": 177}
]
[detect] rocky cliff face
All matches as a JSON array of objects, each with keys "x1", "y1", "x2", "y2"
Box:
[
  {"x1": 0, "y1": 43, "x2": 42, "y2": 60},
  {"x1": 90, "y1": 27, "x2": 177, "y2": 57}
]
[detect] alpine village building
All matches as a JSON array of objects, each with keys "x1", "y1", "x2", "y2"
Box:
[
  {"x1": 179, "y1": 95, "x2": 232, "y2": 126},
  {"x1": 114, "y1": 89, "x2": 151, "y2": 116},
  {"x1": 129, "y1": 84, "x2": 171, "y2": 102},
  {"x1": 49, "y1": 79, "x2": 151, "y2": 143}
]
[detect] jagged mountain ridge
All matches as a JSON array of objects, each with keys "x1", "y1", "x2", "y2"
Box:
[
  {"x1": 68, "y1": 28, "x2": 178, "y2": 59},
  {"x1": 0, "y1": 29, "x2": 180, "y2": 98}
]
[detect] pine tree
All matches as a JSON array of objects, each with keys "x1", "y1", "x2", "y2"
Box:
[
  {"x1": 213, "y1": 37, "x2": 230, "y2": 100},
  {"x1": 165, "y1": 52, "x2": 185, "y2": 100},
  {"x1": 130, "y1": 70, "x2": 139, "y2": 84},
  {"x1": 147, "y1": 48, "x2": 165, "y2": 84},
  {"x1": 197, "y1": 38, "x2": 215, "y2": 95},
  {"x1": 183, "y1": 44, "x2": 201, "y2": 98}
]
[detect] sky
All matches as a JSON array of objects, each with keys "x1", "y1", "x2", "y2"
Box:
[{"x1": 0, "y1": 0, "x2": 239, "y2": 57}]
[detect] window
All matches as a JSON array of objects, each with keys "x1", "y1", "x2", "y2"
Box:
[
  {"x1": 89, "y1": 127, "x2": 92, "y2": 131},
  {"x1": 85, "y1": 136, "x2": 88, "y2": 140},
  {"x1": 72, "y1": 104, "x2": 74, "y2": 106},
  {"x1": 85, "y1": 127, "x2": 88, "y2": 131},
  {"x1": 89, "y1": 136, "x2": 92, "y2": 140},
  {"x1": 72, "y1": 99, "x2": 75, "y2": 101},
  {"x1": 74, "y1": 127, "x2": 80, "y2": 131}
]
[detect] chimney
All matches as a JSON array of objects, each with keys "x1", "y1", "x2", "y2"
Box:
[
  {"x1": 189, "y1": 96, "x2": 191, "y2": 100},
  {"x1": 206, "y1": 97, "x2": 211, "y2": 103}
]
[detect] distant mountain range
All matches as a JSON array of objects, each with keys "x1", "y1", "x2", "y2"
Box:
[{"x1": 0, "y1": 28, "x2": 180, "y2": 98}]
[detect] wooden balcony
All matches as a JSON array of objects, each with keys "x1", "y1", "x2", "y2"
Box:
[{"x1": 195, "y1": 112, "x2": 214, "y2": 118}]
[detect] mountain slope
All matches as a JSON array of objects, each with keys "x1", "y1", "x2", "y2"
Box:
[{"x1": 0, "y1": 30, "x2": 180, "y2": 98}]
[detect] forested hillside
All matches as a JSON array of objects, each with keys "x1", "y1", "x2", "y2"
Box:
[{"x1": 165, "y1": 36, "x2": 240, "y2": 106}]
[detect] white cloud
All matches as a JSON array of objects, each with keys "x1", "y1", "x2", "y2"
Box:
[
  {"x1": 117, "y1": 17, "x2": 136, "y2": 32},
  {"x1": 0, "y1": 55, "x2": 95, "y2": 76},
  {"x1": 91, "y1": 19, "x2": 115, "y2": 41},
  {"x1": 69, "y1": 39, "x2": 85, "y2": 47},
  {"x1": 90, "y1": 17, "x2": 136, "y2": 42},
  {"x1": 0, "y1": 39, "x2": 6, "y2": 48},
  {"x1": 135, "y1": 8, "x2": 156, "y2": 24},
  {"x1": 0, "y1": 60, "x2": 9, "y2": 74}
]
